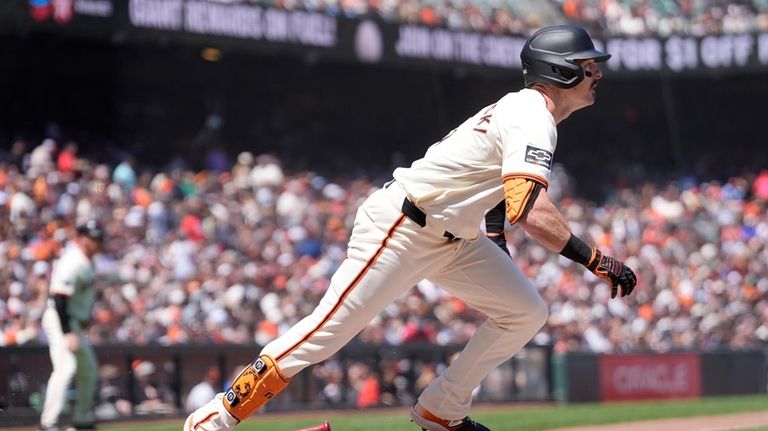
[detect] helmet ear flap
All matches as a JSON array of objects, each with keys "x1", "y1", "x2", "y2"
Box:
[
  {"x1": 554, "y1": 65, "x2": 583, "y2": 88},
  {"x1": 555, "y1": 66, "x2": 575, "y2": 80},
  {"x1": 556, "y1": 64, "x2": 586, "y2": 85}
]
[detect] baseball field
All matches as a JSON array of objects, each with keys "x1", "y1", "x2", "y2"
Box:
[{"x1": 95, "y1": 394, "x2": 768, "y2": 431}]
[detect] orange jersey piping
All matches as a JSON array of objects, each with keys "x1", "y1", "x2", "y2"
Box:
[
  {"x1": 501, "y1": 173, "x2": 549, "y2": 189},
  {"x1": 275, "y1": 214, "x2": 408, "y2": 362}
]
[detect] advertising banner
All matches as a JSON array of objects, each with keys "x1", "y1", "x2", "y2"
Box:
[
  {"x1": 599, "y1": 353, "x2": 702, "y2": 401},
  {"x1": 10, "y1": 0, "x2": 768, "y2": 75},
  {"x1": 23, "y1": 0, "x2": 115, "y2": 30}
]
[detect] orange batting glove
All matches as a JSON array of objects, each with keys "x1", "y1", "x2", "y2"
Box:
[{"x1": 587, "y1": 249, "x2": 637, "y2": 298}]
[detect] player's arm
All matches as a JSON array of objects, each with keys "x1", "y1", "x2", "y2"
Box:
[
  {"x1": 51, "y1": 292, "x2": 80, "y2": 351},
  {"x1": 50, "y1": 261, "x2": 82, "y2": 350},
  {"x1": 52, "y1": 293, "x2": 73, "y2": 334},
  {"x1": 512, "y1": 185, "x2": 567, "y2": 251},
  {"x1": 505, "y1": 177, "x2": 637, "y2": 298}
]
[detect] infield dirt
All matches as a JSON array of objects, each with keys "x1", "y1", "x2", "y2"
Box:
[{"x1": 550, "y1": 410, "x2": 768, "y2": 431}]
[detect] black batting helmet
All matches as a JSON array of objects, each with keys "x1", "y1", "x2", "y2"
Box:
[
  {"x1": 521, "y1": 25, "x2": 610, "y2": 89},
  {"x1": 76, "y1": 220, "x2": 105, "y2": 242}
]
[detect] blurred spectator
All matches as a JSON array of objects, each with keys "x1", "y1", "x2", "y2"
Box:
[
  {"x1": 185, "y1": 366, "x2": 222, "y2": 413},
  {"x1": 112, "y1": 155, "x2": 137, "y2": 194},
  {"x1": 8, "y1": 181, "x2": 36, "y2": 231},
  {"x1": 27, "y1": 139, "x2": 56, "y2": 179},
  {"x1": 56, "y1": 141, "x2": 79, "y2": 178},
  {"x1": 131, "y1": 360, "x2": 178, "y2": 415},
  {"x1": 249, "y1": 154, "x2": 284, "y2": 189},
  {"x1": 753, "y1": 169, "x2": 768, "y2": 201},
  {"x1": 1, "y1": 138, "x2": 29, "y2": 170},
  {"x1": 94, "y1": 364, "x2": 132, "y2": 420},
  {"x1": 312, "y1": 360, "x2": 346, "y2": 406},
  {"x1": 350, "y1": 362, "x2": 380, "y2": 408}
]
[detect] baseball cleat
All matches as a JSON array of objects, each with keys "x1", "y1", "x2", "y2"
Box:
[
  {"x1": 66, "y1": 424, "x2": 97, "y2": 431},
  {"x1": 410, "y1": 402, "x2": 490, "y2": 431}
]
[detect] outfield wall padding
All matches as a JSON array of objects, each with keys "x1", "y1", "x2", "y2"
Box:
[
  {"x1": 700, "y1": 351, "x2": 768, "y2": 396},
  {"x1": 552, "y1": 352, "x2": 600, "y2": 403},
  {"x1": 553, "y1": 350, "x2": 767, "y2": 403}
]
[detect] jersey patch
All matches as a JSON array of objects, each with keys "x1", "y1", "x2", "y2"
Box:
[{"x1": 524, "y1": 146, "x2": 553, "y2": 170}]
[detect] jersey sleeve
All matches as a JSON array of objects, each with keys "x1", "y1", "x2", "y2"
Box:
[
  {"x1": 49, "y1": 258, "x2": 84, "y2": 297},
  {"x1": 498, "y1": 122, "x2": 555, "y2": 188}
]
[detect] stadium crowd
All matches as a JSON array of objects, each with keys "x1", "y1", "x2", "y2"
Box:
[
  {"x1": 227, "y1": 0, "x2": 768, "y2": 36},
  {"x1": 1, "y1": 138, "x2": 767, "y2": 356},
  {"x1": 557, "y1": 0, "x2": 768, "y2": 36}
]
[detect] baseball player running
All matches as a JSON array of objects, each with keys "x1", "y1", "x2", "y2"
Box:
[
  {"x1": 184, "y1": 25, "x2": 636, "y2": 431},
  {"x1": 39, "y1": 221, "x2": 104, "y2": 431}
]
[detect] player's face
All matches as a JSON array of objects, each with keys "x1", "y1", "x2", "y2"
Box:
[
  {"x1": 572, "y1": 59, "x2": 603, "y2": 107},
  {"x1": 80, "y1": 236, "x2": 102, "y2": 257}
]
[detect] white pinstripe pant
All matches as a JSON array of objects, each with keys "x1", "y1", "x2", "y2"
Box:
[
  {"x1": 262, "y1": 182, "x2": 549, "y2": 420},
  {"x1": 40, "y1": 307, "x2": 97, "y2": 428}
]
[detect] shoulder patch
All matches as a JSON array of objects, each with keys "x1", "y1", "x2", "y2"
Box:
[{"x1": 524, "y1": 145, "x2": 553, "y2": 170}]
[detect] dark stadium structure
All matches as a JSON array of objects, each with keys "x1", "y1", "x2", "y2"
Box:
[{"x1": 2, "y1": 19, "x2": 767, "y2": 201}]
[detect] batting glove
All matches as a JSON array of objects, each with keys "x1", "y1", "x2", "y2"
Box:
[{"x1": 587, "y1": 249, "x2": 637, "y2": 298}]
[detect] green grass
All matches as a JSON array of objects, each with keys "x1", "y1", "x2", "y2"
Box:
[{"x1": 104, "y1": 394, "x2": 768, "y2": 431}]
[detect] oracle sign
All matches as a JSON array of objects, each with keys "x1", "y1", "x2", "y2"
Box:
[{"x1": 599, "y1": 354, "x2": 701, "y2": 401}]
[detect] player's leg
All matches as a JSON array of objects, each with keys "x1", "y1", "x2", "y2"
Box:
[
  {"x1": 184, "y1": 233, "x2": 428, "y2": 430},
  {"x1": 185, "y1": 186, "x2": 450, "y2": 430},
  {"x1": 260, "y1": 233, "x2": 438, "y2": 375},
  {"x1": 185, "y1": 240, "x2": 433, "y2": 430},
  {"x1": 40, "y1": 308, "x2": 78, "y2": 429},
  {"x1": 183, "y1": 355, "x2": 289, "y2": 431},
  {"x1": 415, "y1": 236, "x2": 548, "y2": 423},
  {"x1": 265, "y1": 185, "x2": 457, "y2": 376},
  {"x1": 72, "y1": 332, "x2": 98, "y2": 427}
]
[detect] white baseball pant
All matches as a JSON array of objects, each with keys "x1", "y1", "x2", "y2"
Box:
[
  {"x1": 269, "y1": 182, "x2": 548, "y2": 414},
  {"x1": 41, "y1": 306, "x2": 97, "y2": 428},
  {"x1": 188, "y1": 181, "x2": 548, "y2": 429}
]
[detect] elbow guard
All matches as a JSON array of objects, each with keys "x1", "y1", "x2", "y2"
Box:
[{"x1": 502, "y1": 175, "x2": 545, "y2": 224}]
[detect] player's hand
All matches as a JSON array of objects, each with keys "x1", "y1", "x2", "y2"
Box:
[
  {"x1": 487, "y1": 233, "x2": 510, "y2": 256},
  {"x1": 587, "y1": 249, "x2": 637, "y2": 298},
  {"x1": 64, "y1": 333, "x2": 80, "y2": 352}
]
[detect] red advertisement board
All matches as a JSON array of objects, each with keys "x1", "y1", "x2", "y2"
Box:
[{"x1": 599, "y1": 353, "x2": 702, "y2": 401}]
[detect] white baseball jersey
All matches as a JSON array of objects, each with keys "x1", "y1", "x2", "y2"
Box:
[
  {"x1": 394, "y1": 88, "x2": 557, "y2": 239},
  {"x1": 49, "y1": 242, "x2": 96, "y2": 324}
]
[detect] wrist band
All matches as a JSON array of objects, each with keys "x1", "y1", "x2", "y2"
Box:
[
  {"x1": 559, "y1": 233, "x2": 594, "y2": 267},
  {"x1": 485, "y1": 201, "x2": 506, "y2": 234}
]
